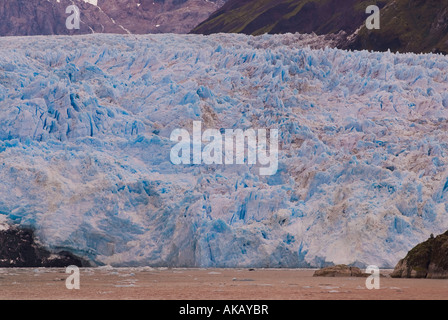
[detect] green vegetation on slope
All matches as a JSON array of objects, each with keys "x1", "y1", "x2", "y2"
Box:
[
  {"x1": 192, "y1": 0, "x2": 387, "y2": 36},
  {"x1": 391, "y1": 231, "x2": 448, "y2": 279},
  {"x1": 350, "y1": 0, "x2": 448, "y2": 53},
  {"x1": 192, "y1": 0, "x2": 448, "y2": 54}
]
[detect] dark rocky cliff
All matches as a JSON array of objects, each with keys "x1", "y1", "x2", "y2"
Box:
[
  {"x1": 0, "y1": 226, "x2": 90, "y2": 267},
  {"x1": 391, "y1": 231, "x2": 448, "y2": 279}
]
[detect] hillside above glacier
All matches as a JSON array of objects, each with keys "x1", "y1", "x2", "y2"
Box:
[
  {"x1": 1, "y1": 33, "x2": 448, "y2": 268},
  {"x1": 0, "y1": 0, "x2": 227, "y2": 36},
  {"x1": 192, "y1": 0, "x2": 448, "y2": 54}
]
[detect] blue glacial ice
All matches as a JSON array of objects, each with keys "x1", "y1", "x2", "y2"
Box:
[{"x1": 1, "y1": 33, "x2": 448, "y2": 268}]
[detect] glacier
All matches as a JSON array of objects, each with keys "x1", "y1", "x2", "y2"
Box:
[{"x1": 1, "y1": 33, "x2": 448, "y2": 268}]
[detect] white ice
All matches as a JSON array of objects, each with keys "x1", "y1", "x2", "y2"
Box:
[{"x1": 0, "y1": 33, "x2": 448, "y2": 268}]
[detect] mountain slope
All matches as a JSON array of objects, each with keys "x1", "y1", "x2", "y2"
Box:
[
  {"x1": 347, "y1": 0, "x2": 448, "y2": 54},
  {"x1": 192, "y1": 0, "x2": 448, "y2": 54},
  {"x1": 192, "y1": 0, "x2": 387, "y2": 36},
  {"x1": 0, "y1": 0, "x2": 227, "y2": 36}
]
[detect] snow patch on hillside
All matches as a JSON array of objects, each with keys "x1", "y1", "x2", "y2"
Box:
[{"x1": 84, "y1": 0, "x2": 98, "y2": 6}]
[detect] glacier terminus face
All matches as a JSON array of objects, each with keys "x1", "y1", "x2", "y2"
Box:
[
  {"x1": 0, "y1": 33, "x2": 448, "y2": 268},
  {"x1": 170, "y1": 121, "x2": 279, "y2": 176}
]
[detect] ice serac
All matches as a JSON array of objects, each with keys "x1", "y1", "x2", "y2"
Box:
[{"x1": 1, "y1": 33, "x2": 448, "y2": 268}]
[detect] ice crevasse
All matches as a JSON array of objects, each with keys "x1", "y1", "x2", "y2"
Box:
[{"x1": 1, "y1": 33, "x2": 448, "y2": 268}]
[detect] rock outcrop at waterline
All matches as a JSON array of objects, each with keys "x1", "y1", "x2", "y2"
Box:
[
  {"x1": 313, "y1": 265, "x2": 367, "y2": 277},
  {"x1": 0, "y1": 226, "x2": 90, "y2": 267},
  {"x1": 391, "y1": 232, "x2": 448, "y2": 279}
]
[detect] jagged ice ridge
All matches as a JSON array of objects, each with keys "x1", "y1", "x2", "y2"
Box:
[{"x1": 1, "y1": 33, "x2": 448, "y2": 268}]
